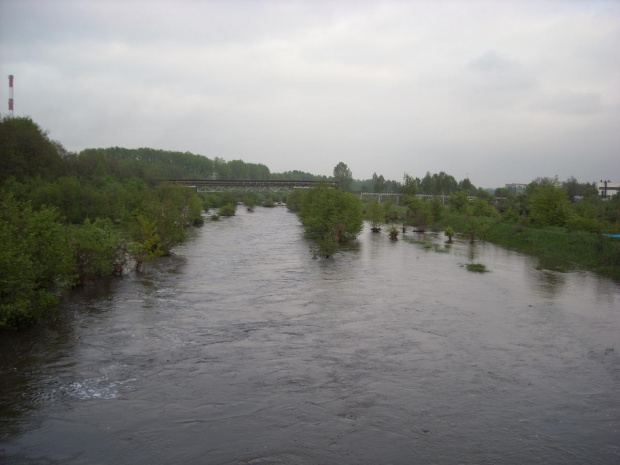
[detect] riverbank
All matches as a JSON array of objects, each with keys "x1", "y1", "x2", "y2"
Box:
[{"x1": 434, "y1": 212, "x2": 620, "y2": 280}]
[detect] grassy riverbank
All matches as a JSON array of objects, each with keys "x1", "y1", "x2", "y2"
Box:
[{"x1": 435, "y1": 212, "x2": 620, "y2": 280}]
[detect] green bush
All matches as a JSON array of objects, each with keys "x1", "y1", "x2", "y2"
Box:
[
  {"x1": 218, "y1": 203, "x2": 236, "y2": 217},
  {"x1": 70, "y1": 219, "x2": 126, "y2": 284},
  {"x1": 286, "y1": 189, "x2": 306, "y2": 212},
  {"x1": 130, "y1": 215, "x2": 164, "y2": 272},
  {"x1": 297, "y1": 184, "x2": 363, "y2": 257},
  {"x1": 0, "y1": 193, "x2": 75, "y2": 328}
]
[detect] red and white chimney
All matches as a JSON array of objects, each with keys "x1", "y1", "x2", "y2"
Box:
[{"x1": 8, "y1": 75, "x2": 14, "y2": 117}]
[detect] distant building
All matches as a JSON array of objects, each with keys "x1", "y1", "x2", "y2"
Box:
[
  {"x1": 596, "y1": 181, "x2": 620, "y2": 200},
  {"x1": 505, "y1": 183, "x2": 527, "y2": 194}
]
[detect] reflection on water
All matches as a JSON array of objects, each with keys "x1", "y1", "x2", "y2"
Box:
[
  {"x1": 532, "y1": 269, "x2": 567, "y2": 298},
  {"x1": 1, "y1": 208, "x2": 619, "y2": 465}
]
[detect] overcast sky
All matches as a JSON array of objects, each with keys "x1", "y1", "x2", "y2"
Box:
[{"x1": 1, "y1": 0, "x2": 618, "y2": 187}]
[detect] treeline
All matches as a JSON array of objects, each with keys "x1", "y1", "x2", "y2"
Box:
[
  {"x1": 1, "y1": 117, "x2": 205, "y2": 329},
  {"x1": 79, "y1": 147, "x2": 271, "y2": 181}
]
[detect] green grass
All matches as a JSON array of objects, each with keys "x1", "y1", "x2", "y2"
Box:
[{"x1": 435, "y1": 212, "x2": 620, "y2": 280}]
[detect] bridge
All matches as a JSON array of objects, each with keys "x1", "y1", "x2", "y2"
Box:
[
  {"x1": 165, "y1": 180, "x2": 459, "y2": 204},
  {"x1": 165, "y1": 179, "x2": 338, "y2": 194},
  {"x1": 354, "y1": 192, "x2": 451, "y2": 205}
]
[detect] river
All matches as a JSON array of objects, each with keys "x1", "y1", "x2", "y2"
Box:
[{"x1": 1, "y1": 206, "x2": 619, "y2": 464}]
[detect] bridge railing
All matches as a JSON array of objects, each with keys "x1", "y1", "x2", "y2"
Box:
[{"x1": 163, "y1": 179, "x2": 339, "y2": 194}]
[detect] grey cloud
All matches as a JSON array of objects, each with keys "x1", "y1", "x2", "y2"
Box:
[
  {"x1": 1, "y1": 0, "x2": 619, "y2": 187},
  {"x1": 532, "y1": 90, "x2": 603, "y2": 116}
]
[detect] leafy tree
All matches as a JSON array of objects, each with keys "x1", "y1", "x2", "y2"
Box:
[
  {"x1": 286, "y1": 189, "x2": 306, "y2": 213},
  {"x1": 130, "y1": 215, "x2": 164, "y2": 272},
  {"x1": 431, "y1": 198, "x2": 444, "y2": 222},
  {"x1": 70, "y1": 219, "x2": 126, "y2": 284},
  {"x1": 297, "y1": 184, "x2": 363, "y2": 257},
  {"x1": 243, "y1": 194, "x2": 256, "y2": 211},
  {"x1": 402, "y1": 173, "x2": 420, "y2": 196},
  {"x1": 140, "y1": 184, "x2": 203, "y2": 253},
  {"x1": 444, "y1": 226, "x2": 455, "y2": 242},
  {"x1": 0, "y1": 116, "x2": 65, "y2": 183},
  {"x1": 374, "y1": 174, "x2": 385, "y2": 193},
  {"x1": 368, "y1": 199, "x2": 384, "y2": 232},
  {"x1": 529, "y1": 185, "x2": 573, "y2": 227},
  {"x1": 1, "y1": 193, "x2": 75, "y2": 328},
  {"x1": 494, "y1": 187, "x2": 514, "y2": 198},
  {"x1": 458, "y1": 178, "x2": 476, "y2": 194},
  {"x1": 471, "y1": 198, "x2": 500, "y2": 218},
  {"x1": 448, "y1": 190, "x2": 469, "y2": 213},
  {"x1": 405, "y1": 197, "x2": 433, "y2": 230},
  {"x1": 333, "y1": 162, "x2": 353, "y2": 191}
]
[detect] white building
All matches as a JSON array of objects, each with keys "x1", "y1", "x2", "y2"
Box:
[{"x1": 596, "y1": 180, "x2": 620, "y2": 200}]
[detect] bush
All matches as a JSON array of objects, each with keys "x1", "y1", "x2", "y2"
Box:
[
  {"x1": 529, "y1": 186, "x2": 573, "y2": 227},
  {"x1": 286, "y1": 189, "x2": 306, "y2": 212},
  {"x1": 444, "y1": 226, "x2": 455, "y2": 242},
  {"x1": 70, "y1": 218, "x2": 126, "y2": 284},
  {"x1": 368, "y1": 199, "x2": 384, "y2": 232},
  {"x1": 130, "y1": 215, "x2": 164, "y2": 272},
  {"x1": 465, "y1": 263, "x2": 488, "y2": 273},
  {"x1": 297, "y1": 184, "x2": 363, "y2": 257},
  {"x1": 218, "y1": 203, "x2": 236, "y2": 217},
  {"x1": 0, "y1": 193, "x2": 75, "y2": 328}
]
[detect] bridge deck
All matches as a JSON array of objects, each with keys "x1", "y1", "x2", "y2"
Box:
[{"x1": 165, "y1": 179, "x2": 338, "y2": 194}]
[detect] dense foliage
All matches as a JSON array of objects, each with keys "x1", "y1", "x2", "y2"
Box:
[
  {"x1": 291, "y1": 184, "x2": 364, "y2": 257},
  {"x1": 0, "y1": 117, "x2": 204, "y2": 328},
  {"x1": 0, "y1": 193, "x2": 75, "y2": 328}
]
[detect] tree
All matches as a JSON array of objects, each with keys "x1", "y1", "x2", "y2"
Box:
[
  {"x1": 243, "y1": 194, "x2": 256, "y2": 212},
  {"x1": 388, "y1": 224, "x2": 399, "y2": 240},
  {"x1": 444, "y1": 226, "x2": 455, "y2": 242},
  {"x1": 368, "y1": 199, "x2": 384, "y2": 232},
  {"x1": 458, "y1": 178, "x2": 476, "y2": 194},
  {"x1": 405, "y1": 197, "x2": 433, "y2": 231},
  {"x1": 1, "y1": 193, "x2": 75, "y2": 328},
  {"x1": 297, "y1": 184, "x2": 363, "y2": 257},
  {"x1": 374, "y1": 174, "x2": 385, "y2": 193},
  {"x1": 402, "y1": 173, "x2": 420, "y2": 196},
  {"x1": 70, "y1": 218, "x2": 126, "y2": 284},
  {"x1": 448, "y1": 190, "x2": 469, "y2": 213},
  {"x1": 529, "y1": 185, "x2": 573, "y2": 227},
  {"x1": 0, "y1": 116, "x2": 65, "y2": 183},
  {"x1": 130, "y1": 215, "x2": 163, "y2": 272},
  {"x1": 333, "y1": 162, "x2": 353, "y2": 191}
]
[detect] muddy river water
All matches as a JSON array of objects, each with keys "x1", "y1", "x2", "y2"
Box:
[{"x1": 1, "y1": 206, "x2": 619, "y2": 464}]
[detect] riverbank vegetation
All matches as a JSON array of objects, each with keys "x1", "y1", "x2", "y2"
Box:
[
  {"x1": 2, "y1": 116, "x2": 619, "y2": 327},
  {"x1": 1, "y1": 117, "x2": 207, "y2": 328},
  {"x1": 361, "y1": 174, "x2": 620, "y2": 279}
]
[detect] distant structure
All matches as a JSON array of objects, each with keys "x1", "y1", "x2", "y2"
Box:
[
  {"x1": 505, "y1": 183, "x2": 527, "y2": 194},
  {"x1": 8, "y1": 75, "x2": 14, "y2": 117},
  {"x1": 597, "y1": 180, "x2": 620, "y2": 200}
]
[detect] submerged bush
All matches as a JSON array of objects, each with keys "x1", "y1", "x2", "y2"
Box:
[
  {"x1": 218, "y1": 203, "x2": 236, "y2": 217},
  {"x1": 465, "y1": 263, "x2": 488, "y2": 273},
  {"x1": 297, "y1": 184, "x2": 363, "y2": 257}
]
